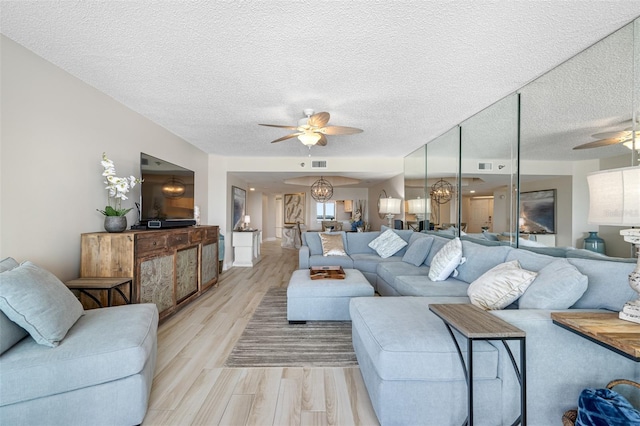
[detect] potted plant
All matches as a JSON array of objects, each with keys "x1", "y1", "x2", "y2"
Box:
[{"x1": 97, "y1": 152, "x2": 142, "y2": 232}]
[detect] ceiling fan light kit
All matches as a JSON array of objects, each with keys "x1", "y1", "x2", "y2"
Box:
[{"x1": 259, "y1": 110, "x2": 363, "y2": 147}]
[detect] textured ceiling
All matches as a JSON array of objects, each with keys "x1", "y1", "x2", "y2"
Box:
[{"x1": 1, "y1": 1, "x2": 639, "y2": 163}]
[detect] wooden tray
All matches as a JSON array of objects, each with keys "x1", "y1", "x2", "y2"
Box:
[{"x1": 310, "y1": 266, "x2": 346, "y2": 280}]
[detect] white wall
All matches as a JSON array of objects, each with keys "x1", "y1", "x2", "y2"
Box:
[{"x1": 1, "y1": 36, "x2": 209, "y2": 280}]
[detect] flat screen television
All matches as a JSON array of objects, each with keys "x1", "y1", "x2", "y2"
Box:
[{"x1": 139, "y1": 152, "x2": 195, "y2": 224}]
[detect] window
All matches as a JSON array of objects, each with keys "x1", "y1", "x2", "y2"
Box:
[{"x1": 316, "y1": 201, "x2": 336, "y2": 220}]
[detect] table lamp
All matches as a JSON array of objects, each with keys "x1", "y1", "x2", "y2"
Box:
[
  {"x1": 379, "y1": 197, "x2": 401, "y2": 228},
  {"x1": 587, "y1": 166, "x2": 640, "y2": 323},
  {"x1": 243, "y1": 215, "x2": 251, "y2": 230}
]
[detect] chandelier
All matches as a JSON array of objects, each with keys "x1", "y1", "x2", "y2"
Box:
[
  {"x1": 162, "y1": 176, "x2": 186, "y2": 198},
  {"x1": 431, "y1": 179, "x2": 454, "y2": 204},
  {"x1": 310, "y1": 176, "x2": 333, "y2": 202}
]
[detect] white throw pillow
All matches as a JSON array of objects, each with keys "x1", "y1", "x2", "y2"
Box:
[
  {"x1": 518, "y1": 259, "x2": 588, "y2": 309},
  {"x1": 368, "y1": 229, "x2": 408, "y2": 259},
  {"x1": 467, "y1": 260, "x2": 538, "y2": 310},
  {"x1": 428, "y1": 237, "x2": 465, "y2": 281}
]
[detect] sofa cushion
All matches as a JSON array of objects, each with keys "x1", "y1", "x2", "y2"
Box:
[
  {"x1": 352, "y1": 253, "x2": 402, "y2": 275},
  {"x1": 350, "y1": 296, "x2": 498, "y2": 381},
  {"x1": 376, "y1": 261, "x2": 429, "y2": 288},
  {"x1": 345, "y1": 231, "x2": 381, "y2": 254},
  {"x1": 518, "y1": 259, "x2": 588, "y2": 309},
  {"x1": 0, "y1": 257, "x2": 28, "y2": 355},
  {"x1": 0, "y1": 303, "x2": 158, "y2": 406},
  {"x1": 456, "y1": 241, "x2": 511, "y2": 284},
  {"x1": 402, "y1": 236, "x2": 434, "y2": 266},
  {"x1": 0, "y1": 257, "x2": 20, "y2": 273},
  {"x1": 319, "y1": 233, "x2": 347, "y2": 256},
  {"x1": 428, "y1": 237, "x2": 465, "y2": 281},
  {"x1": 467, "y1": 260, "x2": 538, "y2": 310},
  {"x1": 368, "y1": 229, "x2": 408, "y2": 259},
  {"x1": 392, "y1": 275, "x2": 470, "y2": 297},
  {"x1": 506, "y1": 248, "x2": 555, "y2": 272},
  {"x1": 566, "y1": 248, "x2": 637, "y2": 264},
  {"x1": 568, "y1": 258, "x2": 637, "y2": 311},
  {"x1": 0, "y1": 262, "x2": 84, "y2": 347}
]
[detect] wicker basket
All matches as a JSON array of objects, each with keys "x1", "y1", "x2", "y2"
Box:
[{"x1": 562, "y1": 379, "x2": 640, "y2": 426}]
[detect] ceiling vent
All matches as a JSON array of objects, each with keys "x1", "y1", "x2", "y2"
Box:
[
  {"x1": 312, "y1": 160, "x2": 327, "y2": 168},
  {"x1": 477, "y1": 162, "x2": 493, "y2": 171}
]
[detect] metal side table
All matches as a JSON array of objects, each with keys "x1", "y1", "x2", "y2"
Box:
[
  {"x1": 65, "y1": 277, "x2": 133, "y2": 308},
  {"x1": 430, "y1": 304, "x2": 526, "y2": 426}
]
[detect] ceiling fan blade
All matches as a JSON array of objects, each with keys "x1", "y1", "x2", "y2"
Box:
[
  {"x1": 308, "y1": 112, "x2": 330, "y2": 128},
  {"x1": 316, "y1": 134, "x2": 328, "y2": 146},
  {"x1": 591, "y1": 131, "x2": 630, "y2": 139},
  {"x1": 319, "y1": 125, "x2": 364, "y2": 135},
  {"x1": 573, "y1": 138, "x2": 625, "y2": 150},
  {"x1": 259, "y1": 124, "x2": 299, "y2": 130},
  {"x1": 270, "y1": 133, "x2": 301, "y2": 143}
]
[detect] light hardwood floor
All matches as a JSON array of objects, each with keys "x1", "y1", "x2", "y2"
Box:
[{"x1": 143, "y1": 239, "x2": 380, "y2": 426}]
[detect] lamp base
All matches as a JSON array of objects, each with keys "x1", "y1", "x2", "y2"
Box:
[{"x1": 385, "y1": 214, "x2": 395, "y2": 228}]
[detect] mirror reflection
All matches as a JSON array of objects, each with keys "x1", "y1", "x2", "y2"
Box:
[
  {"x1": 426, "y1": 127, "x2": 460, "y2": 234},
  {"x1": 519, "y1": 20, "x2": 635, "y2": 255},
  {"x1": 404, "y1": 145, "x2": 427, "y2": 231},
  {"x1": 460, "y1": 93, "x2": 519, "y2": 244},
  {"x1": 408, "y1": 17, "x2": 638, "y2": 258}
]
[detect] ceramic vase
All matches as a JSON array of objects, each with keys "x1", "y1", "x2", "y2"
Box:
[
  {"x1": 104, "y1": 216, "x2": 127, "y2": 233},
  {"x1": 583, "y1": 231, "x2": 605, "y2": 254}
]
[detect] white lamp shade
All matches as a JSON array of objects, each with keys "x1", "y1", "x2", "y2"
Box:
[
  {"x1": 587, "y1": 166, "x2": 640, "y2": 226},
  {"x1": 379, "y1": 197, "x2": 401, "y2": 215},
  {"x1": 407, "y1": 198, "x2": 431, "y2": 215},
  {"x1": 244, "y1": 215, "x2": 251, "y2": 223}
]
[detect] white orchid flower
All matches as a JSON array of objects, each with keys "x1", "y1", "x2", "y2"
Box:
[{"x1": 99, "y1": 153, "x2": 142, "y2": 217}]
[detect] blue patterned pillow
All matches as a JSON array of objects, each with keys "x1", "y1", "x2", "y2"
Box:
[{"x1": 576, "y1": 388, "x2": 640, "y2": 426}]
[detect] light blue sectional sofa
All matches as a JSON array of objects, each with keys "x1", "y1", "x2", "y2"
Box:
[
  {"x1": 298, "y1": 228, "x2": 640, "y2": 425},
  {"x1": 0, "y1": 257, "x2": 158, "y2": 426}
]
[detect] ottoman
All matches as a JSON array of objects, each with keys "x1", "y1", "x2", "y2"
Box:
[{"x1": 287, "y1": 268, "x2": 374, "y2": 322}]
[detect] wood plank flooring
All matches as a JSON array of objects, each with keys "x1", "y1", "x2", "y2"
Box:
[{"x1": 143, "y1": 239, "x2": 380, "y2": 426}]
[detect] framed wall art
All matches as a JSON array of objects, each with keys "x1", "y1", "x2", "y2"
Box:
[
  {"x1": 519, "y1": 189, "x2": 556, "y2": 234},
  {"x1": 232, "y1": 186, "x2": 246, "y2": 230},
  {"x1": 284, "y1": 193, "x2": 306, "y2": 224}
]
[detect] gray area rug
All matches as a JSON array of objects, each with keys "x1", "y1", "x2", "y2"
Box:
[{"x1": 224, "y1": 287, "x2": 358, "y2": 367}]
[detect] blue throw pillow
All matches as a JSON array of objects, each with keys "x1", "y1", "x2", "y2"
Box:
[
  {"x1": 576, "y1": 387, "x2": 640, "y2": 426},
  {"x1": 402, "y1": 237, "x2": 434, "y2": 266}
]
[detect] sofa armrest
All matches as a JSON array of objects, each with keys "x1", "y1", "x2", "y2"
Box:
[{"x1": 299, "y1": 245, "x2": 310, "y2": 269}]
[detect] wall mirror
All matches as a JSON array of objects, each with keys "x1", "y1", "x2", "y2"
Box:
[
  {"x1": 413, "y1": 17, "x2": 638, "y2": 257},
  {"x1": 426, "y1": 126, "x2": 460, "y2": 233},
  {"x1": 518, "y1": 19, "x2": 636, "y2": 255},
  {"x1": 404, "y1": 145, "x2": 427, "y2": 231},
  {"x1": 459, "y1": 93, "x2": 519, "y2": 243}
]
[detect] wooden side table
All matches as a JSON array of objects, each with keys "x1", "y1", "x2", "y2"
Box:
[
  {"x1": 430, "y1": 304, "x2": 527, "y2": 426},
  {"x1": 551, "y1": 312, "x2": 640, "y2": 362},
  {"x1": 65, "y1": 277, "x2": 133, "y2": 308}
]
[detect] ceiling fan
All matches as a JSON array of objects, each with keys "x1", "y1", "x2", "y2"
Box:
[
  {"x1": 574, "y1": 122, "x2": 639, "y2": 151},
  {"x1": 259, "y1": 109, "x2": 363, "y2": 146}
]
